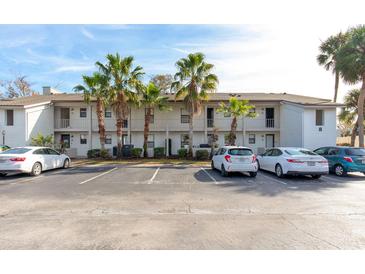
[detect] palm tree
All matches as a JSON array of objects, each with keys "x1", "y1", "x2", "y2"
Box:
[
  {"x1": 317, "y1": 32, "x2": 348, "y2": 102},
  {"x1": 217, "y1": 97, "x2": 257, "y2": 145},
  {"x1": 336, "y1": 25, "x2": 365, "y2": 147},
  {"x1": 137, "y1": 83, "x2": 171, "y2": 157},
  {"x1": 96, "y1": 54, "x2": 144, "y2": 158},
  {"x1": 338, "y1": 89, "x2": 362, "y2": 146},
  {"x1": 74, "y1": 72, "x2": 110, "y2": 150},
  {"x1": 171, "y1": 52, "x2": 219, "y2": 158}
]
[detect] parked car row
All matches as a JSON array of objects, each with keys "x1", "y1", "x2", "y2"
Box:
[
  {"x1": 211, "y1": 145, "x2": 365, "y2": 179},
  {"x1": 0, "y1": 146, "x2": 71, "y2": 177}
]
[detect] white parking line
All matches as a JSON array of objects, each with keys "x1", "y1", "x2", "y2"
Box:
[
  {"x1": 322, "y1": 175, "x2": 344, "y2": 183},
  {"x1": 200, "y1": 167, "x2": 217, "y2": 183},
  {"x1": 79, "y1": 167, "x2": 118, "y2": 185},
  {"x1": 259, "y1": 173, "x2": 287, "y2": 185},
  {"x1": 148, "y1": 167, "x2": 160, "y2": 184}
]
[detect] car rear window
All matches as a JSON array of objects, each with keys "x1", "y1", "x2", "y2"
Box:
[
  {"x1": 345, "y1": 148, "x2": 365, "y2": 156},
  {"x1": 284, "y1": 149, "x2": 316, "y2": 156},
  {"x1": 228, "y1": 148, "x2": 253, "y2": 156},
  {"x1": 0, "y1": 148, "x2": 31, "y2": 154}
]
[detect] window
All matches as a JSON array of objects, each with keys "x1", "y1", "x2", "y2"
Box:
[
  {"x1": 314, "y1": 147, "x2": 328, "y2": 156},
  {"x1": 271, "y1": 149, "x2": 283, "y2": 156},
  {"x1": 219, "y1": 148, "x2": 227, "y2": 155},
  {"x1": 145, "y1": 108, "x2": 154, "y2": 124},
  {"x1": 263, "y1": 149, "x2": 273, "y2": 156},
  {"x1": 6, "y1": 109, "x2": 14, "y2": 126},
  {"x1": 122, "y1": 134, "x2": 128, "y2": 145},
  {"x1": 105, "y1": 135, "x2": 112, "y2": 145},
  {"x1": 248, "y1": 134, "x2": 256, "y2": 144},
  {"x1": 316, "y1": 109, "x2": 324, "y2": 126},
  {"x1": 33, "y1": 148, "x2": 48, "y2": 155},
  {"x1": 223, "y1": 112, "x2": 231, "y2": 118},
  {"x1": 249, "y1": 108, "x2": 256, "y2": 114},
  {"x1": 327, "y1": 148, "x2": 340, "y2": 156},
  {"x1": 285, "y1": 149, "x2": 317, "y2": 156},
  {"x1": 345, "y1": 148, "x2": 365, "y2": 156},
  {"x1": 228, "y1": 148, "x2": 253, "y2": 156},
  {"x1": 80, "y1": 108, "x2": 87, "y2": 118},
  {"x1": 105, "y1": 109, "x2": 112, "y2": 118},
  {"x1": 80, "y1": 134, "x2": 87, "y2": 144},
  {"x1": 147, "y1": 134, "x2": 155, "y2": 148},
  {"x1": 3, "y1": 148, "x2": 30, "y2": 154},
  {"x1": 181, "y1": 134, "x2": 189, "y2": 148},
  {"x1": 46, "y1": 148, "x2": 60, "y2": 155},
  {"x1": 181, "y1": 108, "x2": 190, "y2": 123},
  {"x1": 122, "y1": 119, "x2": 128, "y2": 128}
]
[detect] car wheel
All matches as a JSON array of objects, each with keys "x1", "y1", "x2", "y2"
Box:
[
  {"x1": 334, "y1": 164, "x2": 346, "y2": 177},
  {"x1": 31, "y1": 162, "x2": 42, "y2": 176},
  {"x1": 0, "y1": 173, "x2": 7, "y2": 177},
  {"x1": 249, "y1": 171, "x2": 257, "y2": 178},
  {"x1": 311, "y1": 175, "x2": 321, "y2": 179},
  {"x1": 63, "y1": 159, "x2": 70, "y2": 169},
  {"x1": 221, "y1": 164, "x2": 228, "y2": 177},
  {"x1": 211, "y1": 160, "x2": 215, "y2": 170},
  {"x1": 275, "y1": 164, "x2": 284, "y2": 178}
]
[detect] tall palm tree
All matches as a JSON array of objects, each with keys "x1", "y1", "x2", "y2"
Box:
[
  {"x1": 137, "y1": 83, "x2": 171, "y2": 157},
  {"x1": 338, "y1": 89, "x2": 362, "y2": 146},
  {"x1": 337, "y1": 25, "x2": 365, "y2": 147},
  {"x1": 317, "y1": 32, "x2": 348, "y2": 102},
  {"x1": 96, "y1": 54, "x2": 144, "y2": 158},
  {"x1": 171, "y1": 52, "x2": 219, "y2": 158},
  {"x1": 217, "y1": 97, "x2": 256, "y2": 145},
  {"x1": 74, "y1": 72, "x2": 110, "y2": 150}
]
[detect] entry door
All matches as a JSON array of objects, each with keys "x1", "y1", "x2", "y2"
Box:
[
  {"x1": 266, "y1": 108, "x2": 274, "y2": 127},
  {"x1": 60, "y1": 108, "x2": 70, "y2": 128},
  {"x1": 265, "y1": 134, "x2": 274, "y2": 148},
  {"x1": 61, "y1": 134, "x2": 71, "y2": 148},
  {"x1": 207, "y1": 108, "x2": 214, "y2": 128}
]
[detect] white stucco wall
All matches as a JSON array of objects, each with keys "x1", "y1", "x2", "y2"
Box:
[
  {"x1": 25, "y1": 104, "x2": 54, "y2": 144},
  {"x1": 0, "y1": 108, "x2": 26, "y2": 147},
  {"x1": 279, "y1": 103, "x2": 304, "y2": 147},
  {"x1": 302, "y1": 108, "x2": 337, "y2": 150}
]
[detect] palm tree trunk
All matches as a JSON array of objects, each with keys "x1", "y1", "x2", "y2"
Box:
[
  {"x1": 333, "y1": 71, "x2": 340, "y2": 102},
  {"x1": 351, "y1": 119, "x2": 358, "y2": 146},
  {"x1": 229, "y1": 116, "x2": 237, "y2": 145},
  {"x1": 357, "y1": 74, "x2": 365, "y2": 147},
  {"x1": 188, "y1": 112, "x2": 194, "y2": 159},
  {"x1": 143, "y1": 108, "x2": 151, "y2": 158},
  {"x1": 96, "y1": 99, "x2": 106, "y2": 150}
]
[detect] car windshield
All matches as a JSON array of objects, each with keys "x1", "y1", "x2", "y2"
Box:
[
  {"x1": 228, "y1": 148, "x2": 253, "y2": 156},
  {"x1": 0, "y1": 148, "x2": 31, "y2": 154},
  {"x1": 345, "y1": 148, "x2": 365, "y2": 156},
  {"x1": 284, "y1": 149, "x2": 316, "y2": 156}
]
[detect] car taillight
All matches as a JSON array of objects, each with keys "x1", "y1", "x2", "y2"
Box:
[
  {"x1": 286, "y1": 159, "x2": 304, "y2": 163},
  {"x1": 252, "y1": 154, "x2": 257, "y2": 163},
  {"x1": 224, "y1": 155, "x2": 232, "y2": 163},
  {"x1": 10, "y1": 157, "x2": 26, "y2": 162},
  {"x1": 318, "y1": 160, "x2": 328, "y2": 164},
  {"x1": 343, "y1": 157, "x2": 353, "y2": 163}
]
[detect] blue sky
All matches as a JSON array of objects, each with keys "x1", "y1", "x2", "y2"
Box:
[{"x1": 0, "y1": 24, "x2": 354, "y2": 100}]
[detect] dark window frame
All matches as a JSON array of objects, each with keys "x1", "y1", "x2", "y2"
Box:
[
  {"x1": 6, "y1": 109, "x2": 14, "y2": 126},
  {"x1": 316, "y1": 109, "x2": 324, "y2": 126},
  {"x1": 80, "y1": 108, "x2": 87, "y2": 118},
  {"x1": 80, "y1": 134, "x2": 87, "y2": 145}
]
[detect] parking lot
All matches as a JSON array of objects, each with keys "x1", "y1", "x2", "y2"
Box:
[{"x1": 1, "y1": 162, "x2": 365, "y2": 249}]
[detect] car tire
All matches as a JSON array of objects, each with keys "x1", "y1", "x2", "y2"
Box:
[
  {"x1": 334, "y1": 164, "x2": 346, "y2": 177},
  {"x1": 63, "y1": 159, "x2": 70, "y2": 169},
  {"x1": 256, "y1": 160, "x2": 261, "y2": 170},
  {"x1": 30, "y1": 162, "x2": 42, "y2": 176},
  {"x1": 221, "y1": 164, "x2": 228, "y2": 177},
  {"x1": 0, "y1": 173, "x2": 7, "y2": 177},
  {"x1": 275, "y1": 164, "x2": 284, "y2": 178},
  {"x1": 249, "y1": 172, "x2": 257, "y2": 177},
  {"x1": 211, "y1": 160, "x2": 215, "y2": 170},
  {"x1": 311, "y1": 175, "x2": 321, "y2": 179}
]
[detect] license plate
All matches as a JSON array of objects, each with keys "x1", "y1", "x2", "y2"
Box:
[
  {"x1": 239, "y1": 158, "x2": 248, "y2": 162},
  {"x1": 307, "y1": 161, "x2": 315, "y2": 166}
]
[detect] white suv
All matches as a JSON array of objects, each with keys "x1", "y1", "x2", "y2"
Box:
[{"x1": 211, "y1": 146, "x2": 258, "y2": 177}]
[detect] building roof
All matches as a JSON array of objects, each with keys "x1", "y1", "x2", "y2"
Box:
[{"x1": 0, "y1": 92, "x2": 343, "y2": 107}]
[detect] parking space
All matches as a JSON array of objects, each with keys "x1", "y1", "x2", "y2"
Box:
[{"x1": 1, "y1": 162, "x2": 365, "y2": 249}]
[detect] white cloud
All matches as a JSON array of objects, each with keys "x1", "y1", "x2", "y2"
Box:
[
  {"x1": 55, "y1": 65, "x2": 95, "y2": 73},
  {"x1": 81, "y1": 27, "x2": 95, "y2": 39}
]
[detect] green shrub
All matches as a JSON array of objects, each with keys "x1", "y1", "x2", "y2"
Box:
[
  {"x1": 100, "y1": 149, "x2": 111, "y2": 159},
  {"x1": 337, "y1": 143, "x2": 351, "y2": 147},
  {"x1": 132, "y1": 148, "x2": 143, "y2": 158},
  {"x1": 87, "y1": 149, "x2": 100, "y2": 158},
  {"x1": 196, "y1": 149, "x2": 209, "y2": 160},
  {"x1": 178, "y1": 148, "x2": 187, "y2": 159},
  {"x1": 154, "y1": 147, "x2": 165, "y2": 158}
]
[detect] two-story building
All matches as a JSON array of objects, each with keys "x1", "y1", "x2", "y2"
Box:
[{"x1": 0, "y1": 87, "x2": 341, "y2": 157}]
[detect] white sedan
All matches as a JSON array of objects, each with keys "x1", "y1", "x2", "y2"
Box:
[
  {"x1": 212, "y1": 146, "x2": 258, "y2": 177},
  {"x1": 256, "y1": 147, "x2": 329, "y2": 179},
  {"x1": 0, "y1": 146, "x2": 71, "y2": 176}
]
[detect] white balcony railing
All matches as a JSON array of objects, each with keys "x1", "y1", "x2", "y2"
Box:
[
  {"x1": 55, "y1": 119, "x2": 88, "y2": 129},
  {"x1": 266, "y1": 118, "x2": 275, "y2": 128}
]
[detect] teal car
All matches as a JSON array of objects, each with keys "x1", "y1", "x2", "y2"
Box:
[
  {"x1": 313, "y1": 146, "x2": 365, "y2": 176},
  {"x1": 0, "y1": 145, "x2": 10, "y2": 152}
]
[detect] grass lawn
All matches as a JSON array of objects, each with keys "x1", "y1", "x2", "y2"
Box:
[{"x1": 72, "y1": 158, "x2": 211, "y2": 167}]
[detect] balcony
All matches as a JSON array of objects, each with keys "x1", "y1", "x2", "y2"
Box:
[
  {"x1": 207, "y1": 119, "x2": 214, "y2": 128},
  {"x1": 266, "y1": 118, "x2": 275, "y2": 128},
  {"x1": 54, "y1": 119, "x2": 88, "y2": 130}
]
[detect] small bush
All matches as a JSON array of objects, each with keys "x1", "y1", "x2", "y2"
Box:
[
  {"x1": 131, "y1": 148, "x2": 143, "y2": 158},
  {"x1": 196, "y1": 149, "x2": 209, "y2": 160},
  {"x1": 154, "y1": 147, "x2": 165, "y2": 158},
  {"x1": 337, "y1": 143, "x2": 351, "y2": 147},
  {"x1": 87, "y1": 149, "x2": 100, "y2": 158},
  {"x1": 100, "y1": 149, "x2": 111, "y2": 159},
  {"x1": 178, "y1": 148, "x2": 187, "y2": 159}
]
